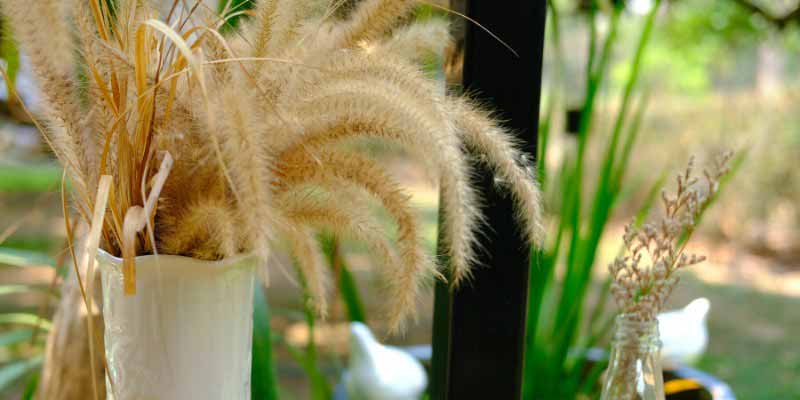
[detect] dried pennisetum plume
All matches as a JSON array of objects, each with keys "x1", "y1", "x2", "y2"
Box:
[
  {"x1": 608, "y1": 152, "x2": 734, "y2": 322},
  {"x1": 1, "y1": 0, "x2": 544, "y2": 331}
]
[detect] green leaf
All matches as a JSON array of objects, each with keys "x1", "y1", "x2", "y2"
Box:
[
  {"x1": 0, "y1": 314, "x2": 52, "y2": 331},
  {"x1": 321, "y1": 236, "x2": 366, "y2": 323},
  {"x1": 414, "y1": 4, "x2": 448, "y2": 20},
  {"x1": 302, "y1": 297, "x2": 332, "y2": 400},
  {"x1": 295, "y1": 267, "x2": 332, "y2": 400},
  {"x1": 21, "y1": 372, "x2": 39, "y2": 400},
  {"x1": 1, "y1": 16, "x2": 20, "y2": 90},
  {"x1": 251, "y1": 283, "x2": 279, "y2": 400},
  {"x1": 338, "y1": 266, "x2": 365, "y2": 323},
  {"x1": 0, "y1": 329, "x2": 33, "y2": 347},
  {"x1": 0, "y1": 355, "x2": 43, "y2": 392},
  {"x1": 537, "y1": 103, "x2": 552, "y2": 190},
  {"x1": 0, "y1": 248, "x2": 55, "y2": 268},
  {"x1": 0, "y1": 285, "x2": 33, "y2": 297},
  {"x1": 0, "y1": 165, "x2": 62, "y2": 193},
  {"x1": 634, "y1": 170, "x2": 669, "y2": 228},
  {"x1": 218, "y1": 0, "x2": 255, "y2": 32},
  {"x1": 677, "y1": 149, "x2": 747, "y2": 247},
  {"x1": 586, "y1": 277, "x2": 613, "y2": 341},
  {"x1": 577, "y1": 357, "x2": 607, "y2": 396},
  {"x1": 0, "y1": 285, "x2": 53, "y2": 298},
  {"x1": 0, "y1": 238, "x2": 54, "y2": 254},
  {"x1": 612, "y1": 92, "x2": 651, "y2": 190}
]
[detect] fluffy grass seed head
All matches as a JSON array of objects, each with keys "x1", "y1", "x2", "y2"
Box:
[{"x1": 2, "y1": 0, "x2": 545, "y2": 330}]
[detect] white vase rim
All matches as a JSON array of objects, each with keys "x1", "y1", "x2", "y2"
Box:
[{"x1": 96, "y1": 248, "x2": 257, "y2": 276}]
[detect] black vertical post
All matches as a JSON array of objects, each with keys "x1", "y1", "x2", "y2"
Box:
[{"x1": 430, "y1": 1, "x2": 547, "y2": 399}]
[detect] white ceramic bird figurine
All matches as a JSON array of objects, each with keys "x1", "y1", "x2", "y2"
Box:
[
  {"x1": 343, "y1": 322, "x2": 428, "y2": 400},
  {"x1": 657, "y1": 298, "x2": 710, "y2": 366}
]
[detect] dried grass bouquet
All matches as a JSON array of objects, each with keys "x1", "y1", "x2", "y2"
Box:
[
  {"x1": 1, "y1": 0, "x2": 544, "y2": 330},
  {"x1": 609, "y1": 152, "x2": 733, "y2": 321}
]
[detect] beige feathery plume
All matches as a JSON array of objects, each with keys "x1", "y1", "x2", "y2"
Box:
[
  {"x1": 157, "y1": 196, "x2": 239, "y2": 260},
  {"x1": 276, "y1": 190, "x2": 400, "y2": 272},
  {"x1": 250, "y1": 0, "x2": 309, "y2": 57},
  {"x1": 251, "y1": 0, "x2": 281, "y2": 56},
  {"x1": 276, "y1": 189, "x2": 416, "y2": 319},
  {"x1": 71, "y1": 0, "x2": 112, "y2": 126},
  {"x1": 278, "y1": 74, "x2": 481, "y2": 283},
  {"x1": 277, "y1": 149, "x2": 435, "y2": 327},
  {"x1": 207, "y1": 79, "x2": 277, "y2": 265},
  {"x1": 2, "y1": 0, "x2": 93, "y2": 203},
  {"x1": 276, "y1": 150, "x2": 433, "y2": 305},
  {"x1": 329, "y1": 0, "x2": 417, "y2": 46},
  {"x1": 277, "y1": 181, "x2": 438, "y2": 330},
  {"x1": 280, "y1": 188, "x2": 433, "y2": 332},
  {"x1": 280, "y1": 224, "x2": 330, "y2": 316},
  {"x1": 452, "y1": 100, "x2": 546, "y2": 246},
  {"x1": 377, "y1": 18, "x2": 451, "y2": 62},
  {"x1": 6, "y1": 0, "x2": 545, "y2": 331}
]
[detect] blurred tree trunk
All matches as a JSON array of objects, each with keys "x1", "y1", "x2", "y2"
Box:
[
  {"x1": 37, "y1": 252, "x2": 106, "y2": 400},
  {"x1": 755, "y1": 38, "x2": 785, "y2": 96}
]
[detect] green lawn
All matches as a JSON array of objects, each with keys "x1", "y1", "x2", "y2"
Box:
[{"x1": 671, "y1": 276, "x2": 800, "y2": 400}]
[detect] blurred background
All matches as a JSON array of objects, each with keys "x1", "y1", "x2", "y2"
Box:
[{"x1": 0, "y1": 0, "x2": 798, "y2": 399}]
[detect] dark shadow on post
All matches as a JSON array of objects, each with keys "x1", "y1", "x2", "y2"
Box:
[{"x1": 430, "y1": 1, "x2": 547, "y2": 399}]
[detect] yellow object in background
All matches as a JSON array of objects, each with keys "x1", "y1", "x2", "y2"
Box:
[{"x1": 665, "y1": 379, "x2": 703, "y2": 394}]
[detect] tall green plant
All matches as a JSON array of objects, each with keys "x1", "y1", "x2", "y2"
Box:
[
  {"x1": 296, "y1": 272, "x2": 334, "y2": 399},
  {"x1": 252, "y1": 283, "x2": 280, "y2": 400},
  {"x1": 523, "y1": 1, "x2": 662, "y2": 398},
  {"x1": 321, "y1": 235, "x2": 366, "y2": 323}
]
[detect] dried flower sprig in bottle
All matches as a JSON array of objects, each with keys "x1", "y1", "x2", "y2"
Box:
[{"x1": 601, "y1": 153, "x2": 732, "y2": 400}]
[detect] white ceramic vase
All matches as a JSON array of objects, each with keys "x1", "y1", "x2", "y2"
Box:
[{"x1": 98, "y1": 250, "x2": 256, "y2": 400}]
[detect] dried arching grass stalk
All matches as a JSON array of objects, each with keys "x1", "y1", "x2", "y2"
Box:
[{"x1": 1, "y1": 0, "x2": 544, "y2": 331}]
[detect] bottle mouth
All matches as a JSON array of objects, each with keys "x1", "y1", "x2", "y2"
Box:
[{"x1": 611, "y1": 313, "x2": 661, "y2": 349}]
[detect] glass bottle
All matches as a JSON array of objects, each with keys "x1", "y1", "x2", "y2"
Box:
[{"x1": 600, "y1": 314, "x2": 665, "y2": 400}]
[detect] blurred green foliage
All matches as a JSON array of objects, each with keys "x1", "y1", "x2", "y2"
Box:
[
  {"x1": 218, "y1": 0, "x2": 255, "y2": 31},
  {"x1": 1, "y1": 16, "x2": 20, "y2": 91},
  {"x1": 523, "y1": 0, "x2": 749, "y2": 398},
  {"x1": 252, "y1": 283, "x2": 279, "y2": 400},
  {"x1": 612, "y1": 0, "x2": 800, "y2": 94},
  {"x1": 0, "y1": 247, "x2": 51, "y2": 397},
  {"x1": 524, "y1": 1, "x2": 662, "y2": 398},
  {"x1": 0, "y1": 165, "x2": 62, "y2": 193}
]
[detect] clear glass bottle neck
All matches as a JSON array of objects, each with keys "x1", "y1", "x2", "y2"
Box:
[
  {"x1": 600, "y1": 313, "x2": 666, "y2": 400},
  {"x1": 610, "y1": 314, "x2": 661, "y2": 351}
]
